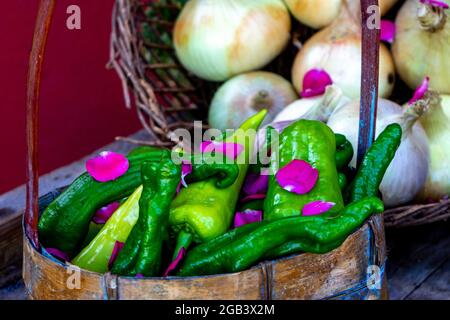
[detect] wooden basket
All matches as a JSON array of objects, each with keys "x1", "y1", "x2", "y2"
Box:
[
  {"x1": 23, "y1": 0, "x2": 391, "y2": 300},
  {"x1": 109, "y1": 0, "x2": 449, "y2": 228},
  {"x1": 23, "y1": 190, "x2": 387, "y2": 300}
]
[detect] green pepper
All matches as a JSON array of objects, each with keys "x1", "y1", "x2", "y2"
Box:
[
  {"x1": 335, "y1": 134, "x2": 354, "y2": 171},
  {"x1": 259, "y1": 131, "x2": 353, "y2": 172},
  {"x1": 71, "y1": 186, "x2": 143, "y2": 273},
  {"x1": 38, "y1": 150, "x2": 163, "y2": 255},
  {"x1": 264, "y1": 120, "x2": 345, "y2": 221},
  {"x1": 338, "y1": 173, "x2": 348, "y2": 191},
  {"x1": 346, "y1": 123, "x2": 402, "y2": 203},
  {"x1": 169, "y1": 110, "x2": 268, "y2": 252},
  {"x1": 263, "y1": 237, "x2": 346, "y2": 260},
  {"x1": 238, "y1": 199, "x2": 265, "y2": 212},
  {"x1": 127, "y1": 146, "x2": 163, "y2": 157},
  {"x1": 177, "y1": 197, "x2": 384, "y2": 276},
  {"x1": 111, "y1": 152, "x2": 181, "y2": 276},
  {"x1": 185, "y1": 159, "x2": 240, "y2": 189}
]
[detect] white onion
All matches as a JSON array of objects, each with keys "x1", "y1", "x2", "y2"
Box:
[
  {"x1": 256, "y1": 85, "x2": 348, "y2": 152},
  {"x1": 392, "y1": 0, "x2": 450, "y2": 93},
  {"x1": 173, "y1": 0, "x2": 291, "y2": 82},
  {"x1": 283, "y1": 0, "x2": 398, "y2": 29},
  {"x1": 291, "y1": 1, "x2": 396, "y2": 99},
  {"x1": 283, "y1": 0, "x2": 342, "y2": 29},
  {"x1": 417, "y1": 93, "x2": 450, "y2": 200},
  {"x1": 208, "y1": 72, "x2": 298, "y2": 130},
  {"x1": 327, "y1": 98, "x2": 430, "y2": 207},
  {"x1": 273, "y1": 85, "x2": 350, "y2": 123}
]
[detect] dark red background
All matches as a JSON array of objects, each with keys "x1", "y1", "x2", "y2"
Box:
[{"x1": 0, "y1": 0, "x2": 141, "y2": 194}]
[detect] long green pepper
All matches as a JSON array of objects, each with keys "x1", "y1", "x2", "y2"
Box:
[
  {"x1": 346, "y1": 123, "x2": 402, "y2": 203},
  {"x1": 38, "y1": 150, "x2": 165, "y2": 255},
  {"x1": 111, "y1": 152, "x2": 180, "y2": 276},
  {"x1": 177, "y1": 197, "x2": 384, "y2": 276}
]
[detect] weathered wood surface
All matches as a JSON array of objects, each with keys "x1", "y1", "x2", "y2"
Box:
[{"x1": 386, "y1": 221, "x2": 450, "y2": 300}]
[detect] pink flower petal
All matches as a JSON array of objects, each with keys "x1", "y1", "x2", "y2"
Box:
[
  {"x1": 420, "y1": 0, "x2": 449, "y2": 9},
  {"x1": 177, "y1": 161, "x2": 193, "y2": 193},
  {"x1": 234, "y1": 210, "x2": 263, "y2": 228},
  {"x1": 380, "y1": 20, "x2": 395, "y2": 43},
  {"x1": 163, "y1": 247, "x2": 186, "y2": 277},
  {"x1": 276, "y1": 159, "x2": 318, "y2": 195},
  {"x1": 243, "y1": 171, "x2": 269, "y2": 195},
  {"x1": 181, "y1": 162, "x2": 193, "y2": 188},
  {"x1": 241, "y1": 194, "x2": 266, "y2": 203},
  {"x1": 86, "y1": 151, "x2": 129, "y2": 183},
  {"x1": 200, "y1": 141, "x2": 244, "y2": 160},
  {"x1": 302, "y1": 201, "x2": 336, "y2": 216},
  {"x1": 301, "y1": 69, "x2": 333, "y2": 98},
  {"x1": 45, "y1": 248, "x2": 70, "y2": 262},
  {"x1": 135, "y1": 274, "x2": 144, "y2": 279},
  {"x1": 92, "y1": 202, "x2": 120, "y2": 224},
  {"x1": 108, "y1": 241, "x2": 124, "y2": 270},
  {"x1": 409, "y1": 77, "x2": 430, "y2": 104}
]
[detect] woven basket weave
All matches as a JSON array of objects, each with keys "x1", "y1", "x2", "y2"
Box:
[{"x1": 109, "y1": 0, "x2": 449, "y2": 228}]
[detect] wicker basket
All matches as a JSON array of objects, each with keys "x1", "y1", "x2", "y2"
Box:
[{"x1": 109, "y1": 0, "x2": 449, "y2": 228}]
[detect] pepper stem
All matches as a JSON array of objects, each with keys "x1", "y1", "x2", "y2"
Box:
[{"x1": 172, "y1": 230, "x2": 193, "y2": 260}]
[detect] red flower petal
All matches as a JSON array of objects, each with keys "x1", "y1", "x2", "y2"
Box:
[
  {"x1": 108, "y1": 241, "x2": 124, "y2": 270},
  {"x1": 380, "y1": 20, "x2": 395, "y2": 43},
  {"x1": 86, "y1": 151, "x2": 129, "y2": 182},
  {"x1": 45, "y1": 248, "x2": 70, "y2": 262},
  {"x1": 301, "y1": 69, "x2": 333, "y2": 98},
  {"x1": 276, "y1": 159, "x2": 318, "y2": 195},
  {"x1": 302, "y1": 201, "x2": 336, "y2": 216},
  {"x1": 200, "y1": 141, "x2": 244, "y2": 160},
  {"x1": 241, "y1": 194, "x2": 266, "y2": 203},
  {"x1": 163, "y1": 247, "x2": 186, "y2": 277},
  {"x1": 92, "y1": 202, "x2": 120, "y2": 224},
  {"x1": 243, "y1": 170, "x2": 269, "y2": 195},
  {"x1": 409, "y1": 77, "x2": 430, "y2": 105},
  {"x1": 420, "y1": 0, "x2": 449, "y2": 9},
  {"x1": 234, "y1": 210, "x2": 263, "y2": 228}
]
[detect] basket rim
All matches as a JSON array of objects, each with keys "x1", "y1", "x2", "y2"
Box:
[{"x1": 23, "y1": 212, "x2": 381, "y2": 281}]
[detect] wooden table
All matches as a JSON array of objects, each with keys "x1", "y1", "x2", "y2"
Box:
[{"x1": 1, "y1": 131, "x2": 449, "y2": 300}]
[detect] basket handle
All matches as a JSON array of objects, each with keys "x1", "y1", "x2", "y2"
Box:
[
  {"x1": 25, "y1": 0, "x2": 381, "y2": 249},
  {"x1": 358, "y1": 0, "x2": 380, "y2": 165},
  {"x1": 25, "y1": 0, "x2": 56, "y2": 248}
]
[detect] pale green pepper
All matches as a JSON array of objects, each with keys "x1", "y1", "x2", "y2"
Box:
[
  {"x1": 71, "y1": 185, "x2": 143, "y2": 273},
  {"x1": 169, "y1": 110, "x2": 268, "y2": 253}
]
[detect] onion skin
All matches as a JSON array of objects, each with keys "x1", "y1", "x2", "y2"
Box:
[
  {"x1": 284, "y1": 0, "x2": 398, "y2": 29},
  {"x1": 273, "y1": 97, "x2": 322, "y2": 123},
  {"x1": 174, "y1": 0, "x2": 291, "y2": 82},
  {"x1": 417, "y1": 94, "x2": 450, "y2": 201},
  {"x1": 284, "y1": 0, "x2": 342, "y2": 29},
  {"x1": 273, "y1": 85, "x2": 350, "y2": 123},
  {"x1": 291, "y1": 2, "x2": 396, "y2": 99},
  {"x1": 327, "y1": 99, "x2": 430, "y2": 207},
  {"x1": 208, "y1": 72, "x2": 297, "y2": 130},
  {"x1": 392, "y1": 0, "x2": 450, "y2": 93}
]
